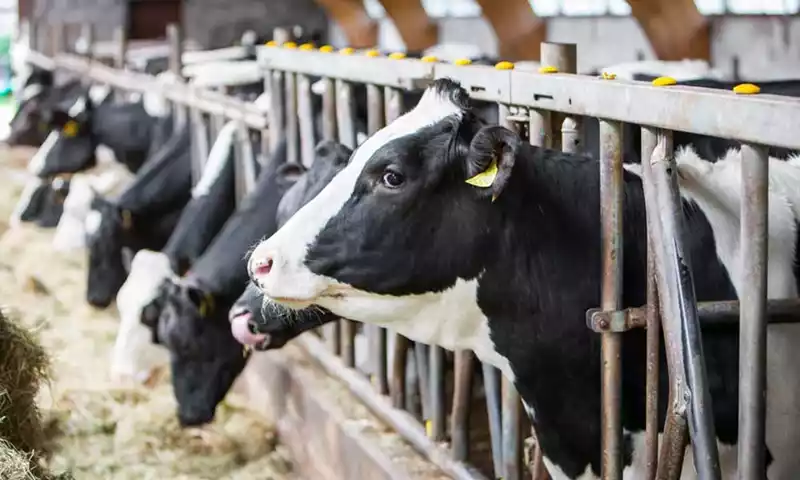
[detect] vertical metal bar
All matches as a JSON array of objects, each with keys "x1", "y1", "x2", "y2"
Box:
[
  {"x1": 407, "y1": 344, "x2": 423, "y2": 420},
  {"x1": 528, "y1": 108, "x2": 553, "y2": 149},
  {"x1": 189, "y1": 108, "x2": 209, "y2": 185},
  {"x1": 336, "y1": 79, "x2": 356, "y2": 149},
  {"x1": 483, "y1": 364, "x2": 504, "y2": 479},
  {"x1": 80, "y1": 23, "x2": 94, "y2": 59},
  {"x1": 166, "y1": 23, "x2": 185, "y2": 130},
  {"x1": 737, "y1": 143, "x2": 769, "y2": 480},
  {"x1": 51, "y1": 23, "x2": 64, "y2": 56},
  {"x1": 321, "y1": 78, "x2": 337, "y2": 140},
  {"x1": 501, "y1": 377, "x2": 522, "y2": 480},
  {"x1": 599, "y1": 119, "x2": 624, "y2": 480},
  {"x1": 645, "y1": 236, "x2": 661, "y2": 480},
  {"x1": 341, "y1": 321, "x2": 356, "y2": 368},
  {"x1": 641, "y1": 128, "x2": 689, "y2": 480},
  {"x1": 414, "y1": 343, "x2": 431, "y2": 420},
  {"x1": 284, "y1": 72, "x2": 299, "y2": 165},
  {"x1": 236, "y1": 121, "x2": 258, "y2": 200},
  {"x1": 643, "y1": 128, "x2": 721, "y2": 480},
  {"x1": 267, "y1": 70, "x2": 285, "y2": 155},
  {"x1": 541, "y1": 42, "x2": 580, "y2": 153},
  {"x1": 429, "y1": 345, "x2": 446, "y2": 441},
  {"x1": 391, "y1": 335, "x2": 410, "y2": 409},
  {"x1": 113, "y1": 26, "x2": 127, "y2": 69},
  {"x1": 296, "y1": 74, "x2": 316, "y2": 169},
  {"x1": 451, "y1": 350, "x2": 474, "y2": 461}
]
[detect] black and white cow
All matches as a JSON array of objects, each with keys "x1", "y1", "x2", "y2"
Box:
[
  {"x1": 8, "y1": 175, "x2": 70, "y2": 228},
  {"x1": 230, "y1": 139, "x2": 352, "y2": 350},
  {"x1": 83, "y1": 124, "x2": 193, "y2": 308},
  {"x1": 4, "y1": 67, "x2": 64, "y2": 147},
  {"x1": 247, "y1": 78, "x2": 800, "y2": 479},
  {"x1": 110, "y1": 121, "x2": 241, "y2": 382},
  {"x1": 141, "y1": 138, "x2": 306, "y2": 426}
]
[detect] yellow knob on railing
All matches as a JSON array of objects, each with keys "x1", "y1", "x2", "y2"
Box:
[
  {"x1": 365, "y1": 49, "x2": 381, "y2": 57},
  {"x1": 265, "y1": 40, "x2": 277, "y2": 47},
  {"x1": 454, "y1": 58, "x2": 472, "y2": 66},
  {"x1": 733, "y1": 83, "x2": 761, "y2": 95},
  {"x1": 601, "y1": 72, "x2": 617, "y2": 80},
  {"x1": 389, "y1": 52, "x2": 406, "y2": 60},
  {"x1": 319, "y1": 45, "x2": 334, "y2": 53},
  {"x1": 539, "y1": 65, "x2": 558, "y2": 74},
  {"x1": 652, "y1": 76, "x2": 677, "y2": 86},
  {"x1": 299, "y1": 43, "x2": 314, "y2": 51},
  {"x1": 339, "y1": 47, "x2": 355, "y2": 55},
  {"x1": 283, "y1": 41, "x2": 297, "y2": 49},
  {"x1": 495, "y1": 61, "x2": 515, "y2": 70},
  {"x1": 421, "y1": 55, "x2": 438, "y2": 63}
]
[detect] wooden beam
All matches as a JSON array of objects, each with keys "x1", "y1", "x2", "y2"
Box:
[
  {"x1": 473, "y1": 0, "x2": 545, "y2": 61},
  {"x1": 376, "y1": 0, "x2": 438, "y2": 53},
  {"x1": 627, "y1": 0, "x2": 710, "y2": 61},
  {"x1": 314, "y1": 0, "x2": 378, "y2": 49}
]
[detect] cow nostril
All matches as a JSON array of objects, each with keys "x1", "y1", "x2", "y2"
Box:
[{"x1": 253, "y1": 257, "x2": 273, "y2": 277}]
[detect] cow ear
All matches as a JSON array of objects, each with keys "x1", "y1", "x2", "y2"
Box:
[
  {"x1": 186, "y1": 285, "x2": 215, "y2": 318},
  {"x1": 49, "y1": 109, "x2": 71, "y2": 129},
  {"x1": 464, "y1": 125, "x2": 520, "y2": 202}
]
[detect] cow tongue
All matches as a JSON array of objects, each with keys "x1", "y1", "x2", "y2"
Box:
[{"x1": 230, "y1": 312, "x2": 267, "y2": 346}]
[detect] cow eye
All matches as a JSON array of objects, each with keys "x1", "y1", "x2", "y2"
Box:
[{"x1": 381, "y1": 170, "x2": 404, "y2": 189}]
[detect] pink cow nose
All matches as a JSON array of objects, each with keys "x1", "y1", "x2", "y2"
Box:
[{"x1": 252, "y1": 256, "x2": 273, "y2": 278}]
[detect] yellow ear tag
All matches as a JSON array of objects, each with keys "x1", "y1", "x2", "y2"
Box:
[
  {"x1": 121, "y1": 209, "x2": 133, "y2": 230},
  {"x1": 465, "y1": 157, "x2": 498, "y2": 188},
  {"x1": 198, "y1": 292, "x2": 215, "y2": 317},
  {"x1": 62, "y1": 120, "x2": 79, "y2": 137},
  {"x1": 425, "y1": 420, "x2": 432, "y2": 437}
]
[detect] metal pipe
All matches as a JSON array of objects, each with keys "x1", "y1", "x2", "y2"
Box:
[
  {"x1": 113, "y1": 26, "x2": 127, "y2": 69},
  {"x1": 166, "y1": 23, "x2": 185, "y2": 130},
  {"x1": 640, "y1": 128, "x2": 688, "y2": 480},
  {"x1": 296, "y1": 74, "x2": 316, "y2": 168},
  {"x1": 483, "y1": 363, "x2": 504, "y2": 479},
  {"x1": 236, "y1": 121, "x2": 258, "y2": 200},
  {"x1": 528, "y1": 108, "x2": 553, "y2": 149},
  {"x1": 298, "y1": 334, "x2": 488, "y2": 480},
  {"x1": 599, "y1": 119, "x2": 624, "y2": 480},
  {"x1": 268, "y1": 70, "x2": 285, "y2": 154},
  {"x1": 189, "y1": 107, "x2": 209, "y2": 185},
  {"x1": 737, "y1": 143, "x2": 769, "y2": 480},
  {"x1": 501, "y1": 377, "x2": 522, "y2": 480},
  {"x1": 647, "y1": 129, "x2": 721, "y2": 480},
  {"x1": 414, "y1": 342, "x2": 431, "y2": 421},
  {"x1": 340, "y1": 320, "x2": 356, "y2": 368},
  {"x1": 336, "y1": 79, "x2": 356, "y2": 149},
  {"x1": 645, "y1": 236, "x2": 661, "y2": 480},
  {"x1": 541, "y1": 42, "x2": 578, "y2": 152},
  {"x1": 391, "y1": 335, "x2": 409, "y2": 409},
  {"x1": 284, "y1": 72, "x2": 299, "y2": 165},
  {"x1": 430, "y1": 345, "x2": 446, "y2": 441},
  {"x1": 321, "y1": 78, "x2": 337, "y2": 140},
  {"x1": 451, "y1": 350, "x2": 475, "y2": 461}
]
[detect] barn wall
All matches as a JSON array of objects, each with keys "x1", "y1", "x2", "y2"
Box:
[{"x1": 329, "y1": 15, "x2": 800, "y2": 80}]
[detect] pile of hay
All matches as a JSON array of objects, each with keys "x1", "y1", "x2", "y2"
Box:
[{"x1": 0, "y1": 308, "x2": 63, "y2": 480}]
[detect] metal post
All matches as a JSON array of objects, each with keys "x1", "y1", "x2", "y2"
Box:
[
  {"x1": 501, "y1": 377, "x2": 522, "y2": 480},
  {"x1": 267, "y1": 70, "x2": 285, "y2": 155},
  {"x1": 296, "y1": 74, "x2": 316, "y2": 168},
  {"x1": 321, "y1": 78, "x2": 337, "y2": 140},
  {"x1": 483, "y1": 364, "x2": 504, "y2": 479},
  {"x1": 189, "y1": 107, "x2": 209, "y2": 185},
  {"x1": 599, "y1": 119, "x2": 624, "y2": 480},
  {"x1": 284, "y1": 71, "x2": 299, "y2": 164},
  {"x1": 51, "y1": 23, "x2": 65, "y2": 56},
  {"x1": 235, "y1": 121, "x2": 258, "y2": 201},
  {"x1": 166, "y1": 23, "x2": 185, "y2": 130},
  {"x1": 80, "y1": 23, "x2": 94, "y2": 59},
  {"x1": 451, "y1": 350, "x2": 474, "y2": 461},
  {"x1": 737, "y1": 143, "x2": 769, "y2": 480},
  {"x1": 642, "y1": 128, "x2": 721, "y2": 480},
  {"x1": 645, "y1": 236, "x2": 661, "y2": 480},
  {"x1": 541, "y1": 42, "x2": 580, "y2": 153},
  {"x1": 336, "y1": 79, "x2": 356, "y2": 149},
  {"x1": 429, "y1": 345, "x2": 446, "y2": 440},
  {"x1": 273, "y1": 27, "x2": 291, "y2": 45},
  {"x1": 528, "y1": 108, "x2": 553, "y2": 149},
  {"x1": 113, "y1": 26, "x2": 127, "y2": 69},
  {"x1": 414, "y1": 343, "x2": 431, "y2": 420}
]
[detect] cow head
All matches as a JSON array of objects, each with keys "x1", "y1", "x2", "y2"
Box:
[
  {"x1": 143, "y1": 278, "x2": 247, "y2": 426},
  {"x1": 85, "y1": 195, "x2": 130, "y2": 308},
  {"x1": 28, "y1": 84, "x2": 112, "y2": 177},
  {"x1": 248, "y1": 79, "x2": 514, "y2": 328},
  {"x1": 6, "y1": 84, "x2": 51, "y2": 147},
  {"x1": 35, "y1": 176, "x2": 69, "y2": 228}
]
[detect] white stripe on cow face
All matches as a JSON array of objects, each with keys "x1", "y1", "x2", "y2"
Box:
[
  {"x1": 53, "y1": 177, "x2": 95, "y2": 251},
  {"x1": 85, "y1": 209, "x2": 103, "y2": 236},
  {"x1": 9, "y1": 177, "x2": 45, "y2": 227},
  {"x1": 191, "y1": 121, "x2": 238, "y2": 198},
  {"x1": 248, "y1": 84, "x2": 464, "y2": 303},
  {"x1": 28, "y1": 131, "x2": 60, "y2": 175},
  {"x1": 19, "y1": 83, "x2": 44, "y2": 102}
]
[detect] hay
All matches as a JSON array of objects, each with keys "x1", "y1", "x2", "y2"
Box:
[{"x1": 0, "y1": 150, "x2": 293, "y2": 480}]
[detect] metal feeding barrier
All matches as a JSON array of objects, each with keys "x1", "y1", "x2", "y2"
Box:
[{"x1": 20, "y1": 16, "x2": 800, "y2": 480}]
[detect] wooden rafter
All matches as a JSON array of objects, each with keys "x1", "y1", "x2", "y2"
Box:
[
  {"x1": 627, "y1": 0, "x2": 710, "y2": 60},
  {"x1": 474, "y1": 0, "x2": 546, "y2": 61},
  {"x1": 376, "y1": 0, "x2": 438, "y2": 52},
  {"x1": 314, "y1": 0, "x2": 379, "y2": 48}
]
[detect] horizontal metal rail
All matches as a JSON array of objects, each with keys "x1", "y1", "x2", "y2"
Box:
[{"x1": 257, "y1": 47, "x2": 800, "y2": 150}]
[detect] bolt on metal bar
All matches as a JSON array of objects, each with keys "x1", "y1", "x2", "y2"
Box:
[
  {"x1": 451, "y1": 350, "x2": 475, "y2": 461},
  {"x1": 737, "y1": 143, "x2": 770, "y2": 480},
  {"x1": 644, "y1": 128, "x2": 721, "y2": 480},
  {"x1": 296, "y1": 74, "x2": 316, "y2": 169},
  {"x1": 336, "y1": 79, "x2": 357, "y2": 149},
  {"x1": 483, "y1": 363, "x2": 504, "y2": 479},
  {"x1": 645, "y1": 237, "x2": 661, "y2": 480},
  {"x1": 284, "y1": 71, "x2": 299, "y2": 165},
  {"x1": 599, "y1": 119, "x2": 624, "y2": 480},
  {"x1": 430, "y1": 345, "x2": 446, "y2": 441}
]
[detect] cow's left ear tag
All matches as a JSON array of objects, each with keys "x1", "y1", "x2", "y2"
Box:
[
  {"x1": 465, "y1": 157, "x2": 498, "y2": 188},
  {"x1": 62, "y1": 120, "x2": 79, "y2": 137}
]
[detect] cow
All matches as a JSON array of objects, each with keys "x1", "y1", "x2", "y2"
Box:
[
  {"x1": 141, "y1": 140, "x2": 347, "y2": 427},
  {"x1": 8, "y1": 175, "x2": 70, "y2": 229},
  {"x1": 84, "y1": 123, "x2": 193, "y2": 308},
  {"x1": 110, "y1": 121, "x2": 240, "y2": 382},
  {"x1": 6, "y1": 76, "x2": 83, "y2": 147},
  {"x1": 247, "y1": 78, "x2": 800, "y2": 479}
]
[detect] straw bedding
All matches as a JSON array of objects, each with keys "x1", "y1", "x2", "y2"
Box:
[{"x1": 0, "y1": 147, "x2": 293, "y2": 479}]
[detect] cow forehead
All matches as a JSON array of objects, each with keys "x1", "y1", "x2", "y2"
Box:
[{"x1": 85, "y1": 209, "x2": 103, "y2": 235}]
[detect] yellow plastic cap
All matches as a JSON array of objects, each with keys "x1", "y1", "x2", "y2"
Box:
[
  {"x1": 601, "y1": 72, "x2": 617, "y2": 80},
  {"x1": 495, "y1": 61, "x2": 515, "y2": 70},
  {"x1": 652, "y1": 76, "x2": 677, "y2": 86},
  {"x1": 420, "y1": 55, "x2": 438, "y2": 63},
  {"x1": 539, "y1": 65, "x2": 559, "y2": 74},
  {"x1": 319, "y1": 45, "x2": 334, "y2": 53},
  {"x1": 265, "y1": 40, "x2": 277, "y2": 47},
  {"x1": 389, "y1": 52, "x2": 406, "y2": 60},
  {"x1": 339, "y1": 47, "x2": 355, "y2": 55},
  {"x1": 299, "y1": 43, "x2": 314, "y2": 51},
  {"x1": 283, "y1": 41, "x2": 297, "y2": 49},
  {"x1": 733, "y1": 83, "x2": 761, "y2": 95},
  {"x1": 365, "y1": 49, "x2": 381, "y2": 57},
  {"x1": 454, "y1": 58, "x2": 472, "y2": 66}
]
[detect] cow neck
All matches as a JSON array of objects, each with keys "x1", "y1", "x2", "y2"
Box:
[{"x1": 91, "y1": 103, "x2": 154, "y2": 173}]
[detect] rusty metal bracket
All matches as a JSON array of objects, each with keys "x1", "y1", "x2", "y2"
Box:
[{"x1": 586, "y1": 307, "x2": 647, "y2": 333}]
